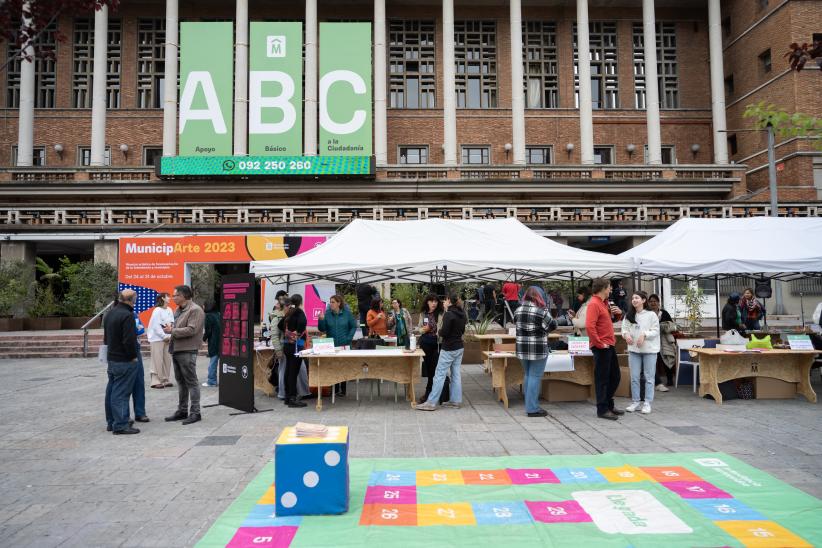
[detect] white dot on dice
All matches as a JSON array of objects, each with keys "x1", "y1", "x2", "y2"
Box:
[
  {"x1": 303, "y1": 471, "x2": 319, "y2": 488},
  {"x1": 324, "y1": 450, "x2": 341, "y2": 467},
  {"x1": 281, "y1": 491, "x2": 297, "y2": 508}
]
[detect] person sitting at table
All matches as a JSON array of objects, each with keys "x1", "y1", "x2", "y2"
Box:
[
  {"x1": 417, "y1": 294, "x2": 448, "y2": 404},
  {"x1": 317, "y1": 295, "x2": 358, "y2": 396},
  {"x1": 648, "y1": 294, "x2": 676, "y2": 390},
  {"x1": 722, "y1": 292, "x2": 747, "y2": 336},
  {"x1": 514, "y1": 286, "x2": 557, "y2": 418},
  {"x1": 387, "y1": 298, "x2": 414, "y2": 348},
  {"x1": 366, "y1": 297, "x2": 388, "y2": 336},
  {"x1": 740, "y1": 287, "x2": 764, "y2": 331},
  {"x1": 622, "y1": 290, "x2": 660, "y2": 415}
]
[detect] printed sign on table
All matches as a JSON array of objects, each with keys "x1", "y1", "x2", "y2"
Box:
[
  {"x1": 787, "y1": 335, "x2": 814, "y2": 350},
  {"x1": 568, "y1": 336, "x2": 591, "y2": 355}
]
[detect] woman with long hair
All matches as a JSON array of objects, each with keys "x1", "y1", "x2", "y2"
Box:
[
  {"x1": 740, "y1": 287, "x2": 764, "y2": 331},
  {"x1": 513, "y1": 286, "x2": 557, "y2": 417},
  {"x1": 147, "y1": 292, "x2": 173, "y2": 389},
  {"x1": 416, "y1": 294, "x2": 448, "y2": 403},
  {"x1": 366, "y1": 296, "x2": 388, "y2": 336},
  {"x1": 648, "y1": 294, "x2": 675, "y2": 390},
  {"x1": 278, "y1": 294, "x2": 307, "y2": 408},
  {"x1": 388, "y1": 298, "x2": 414, "y2": 347},
  {"x1": 621, "y1": 291, "x2": 660, "y2": 414}
]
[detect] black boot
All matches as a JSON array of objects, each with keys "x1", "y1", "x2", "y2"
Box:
[{"x1": 287, "y1": 398, "x2": 307, "y2": 408}]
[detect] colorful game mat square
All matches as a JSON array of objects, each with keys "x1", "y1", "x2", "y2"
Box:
[
  {"x1": 241, "y1": 505, "x2": 302, "y2": 528},
  {"x1": 505, "y1": 468, "x2": 559, "y2": 485},
  {"x1": 686, "y1": 498, "x2": 766, "y2": 521},
  {"x1": 364, "y1": 485, "x2": 416, "y2": 505},
  {"x1": 596, "y1": 465, "x2": 652, "y2": 483},
  {"x1": 359, "y1": 503, "x2": 418, "y2": 526},
  {"x1": 639, "y1": 466, "x2": 703, "y2": 483},
  {"x1": 416, "y1": 470, "x2": 464, "y2": 487},
  {"x1": 461, "y1": 469, "x2": 512, "y2": 485},
  {"x1": 714, "y1": 520, "x2": 813, "y2": 548},
  {"x1": 553, "y1": 467, "x2": 607, "y2": 484},
  {"x1": 525, "y1": 500, "x2": 593, "y2": 523},
  {"x1": 417, "y1": 503, "x2": 477, "y2": 526},
  {"x1": 662, "y1": 480, "x2": 733, "y2": 499},
  {"x1": 471, "y1": 501, "x2": 533, "y2": 526},
  {"x1": 225, "y1": 526, "x2": 298, "y2": 548},
  {"x1": 368, "y1": 470, "x2": 417, "y2": 486}
]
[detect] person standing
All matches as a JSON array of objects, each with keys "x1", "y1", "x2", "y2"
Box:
[
  {"x1": 648, "y1": 294, "x2": 675, "y2": 390},
  {"x1": 269, "y1": 290, "x2": 288, "y2": 394},
  {"x1": 722, "y1": 293, "x2": 747, "y2": 336},
  {"x1": 621, "y1": 291, "x2": 660, "y2": 414},
  {"x1": 567, "y1": 287, "x2": 591, "y2": 336},
  {"x1": 356, "y1": 283, "x2": 378, "y2": 336},
  {"x1": 514, "y1": 286, "x2": 558, "y2": 417},
  {"x1": 417, "y1": 294, "x2": 448, "y2": 404},
  {"x1": 740, "y1": 287, "x2": 764, "y2": 331},
  {"x1": 416, "y1": 292, "x2": 467, "y2": 411},
  {"x1": 586, "y1": 278, "x2": 625, "y2": 421},
  {"x1": 614, "y1": 280, "x2": 629, "y2": 314},
  {"x1": 130, "y1": 310, "x2": 149, "y2": 423},
  {"x1": 317, "y1": 295, "x2": 358, "y2": 396},
  {"x1": 366, "y1": 297, "x2": 388, "y2": 336},
  {"x1": 163, "y1": 285, "x2": 205, "y2": 425},
  {"x1": 279, "y1": 294, "x2": 308, "y2": 408},
  {"x1": 147, "y1": 293, "x2": 173, "y2": 389},
  {"x1": 202, "y1": 301, "x2": 221, "y2": 387},
  {"x1": 387, "y1": 298, "x2": 414, "y2": 347},
  {"x1": 103, "y1": 290, "x2": 140, "y2": 435},
  {"x1": 501, "y1": 280, "x2": 521, "y2": 325}
]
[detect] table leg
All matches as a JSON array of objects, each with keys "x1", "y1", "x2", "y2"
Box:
[
  {"x1": 315, "y1": 359, "x2": 323, "y2": 411},
  {"x1": 797, "y1": 359, "x2": 818, "y2": 403},
  {"x1": 501, "y1": 358, "x2": 509, "y2": 408},
  {"x1": 408, "y1": 361, "x2": 417, "y2": 408}
]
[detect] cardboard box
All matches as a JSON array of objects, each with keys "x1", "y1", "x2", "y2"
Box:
[
  {"x1": 755, "y1": 377, "x2": 797, "y2": 399},
  {"x1": 615, "y1": 365, "x2": 631, "y2": 398},
  {"x1": 541, "y1": 380, "x2": 590, "y2": 402}
]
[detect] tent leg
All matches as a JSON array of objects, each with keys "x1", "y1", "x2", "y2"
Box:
[{"x1": 714, "y1": 275, "x2": 721, "y2": 337}]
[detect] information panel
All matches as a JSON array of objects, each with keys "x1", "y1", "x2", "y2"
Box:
[
  {"x1": 160, "y1": 155, "x2": 373, "y2": 176},
  {"x1": 219, "y1": 273, "x2": 256, "y2": 413}
]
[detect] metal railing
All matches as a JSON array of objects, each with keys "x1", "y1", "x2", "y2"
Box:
[{"x1": 82, "y1": 301, "x2": 113, "y2": 357}]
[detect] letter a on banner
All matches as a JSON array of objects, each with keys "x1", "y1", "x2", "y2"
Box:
[
  {"x1": 249, "y1": 22, "x2": 303, "y2": 156},
  {"x1": 319, "y1": 23, "x2": 372, "y2": 156},
  {"x1": 179, "y1": 22, "x2": 233, "y2": 155}
]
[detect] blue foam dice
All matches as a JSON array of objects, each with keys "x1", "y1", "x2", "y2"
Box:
[{"x1": 274, "y1": 426, "x2": 349, "y2": 516}]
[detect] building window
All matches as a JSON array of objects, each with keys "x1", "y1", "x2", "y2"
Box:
[
  {"x1": 593, "y1": 146, "x2": 614, "y2": 165},
  {"x1": 455, "y1": 21, "x2": 497, "y2": 108},
  {"x1": 73, "y1": 18, "x2": 122, "y2": 108},
  {"x1": 632, "y1": 22, "x2": 678, "y2": 109},
  {"x1": 724, "y1": 74, "x2": 734, "y2": 96},
  {"x1": 11, "y1": 146, "x2": 46, "y2": 166},
  {"x1": 721, "y1": 17, "x2": 731, "y2": 39},
  {"x1": 398, "y1": 146, "x2": 428, "y2": 164},
  {"x1": 574, "y1": 22, "x2": 619, "y2": 109},
  {"x1": 522, "y1": 21, "x2": 558, "y2": 109},
  {"x1": 388, "y1": 20, "x2": 436, "y2": 109},
  {"x1": 6, "y1": 21, "x2": 57, "y2": 108},
  {"x1": 137, "y1": 18, "x2": 166, "y2": 109},
  {"x1": 727, "y1": 134, "x2": 738, "y2": 156},
  {"x1": 143, "y1": 146, "x2": 163, "y2": 167},
  {"x1": 79, "y1": 146, "x2": 112, "y2": 166},
  {"x1": 526, "y1": 146, "x2": 552, "y2": 165},
  {"x1": 759, "y1": 49, "x2": 772, "y2": 73},
  {"x1": 644, "y1": 145, "x2": 676, "y2": 164},
  {"x1": 461, "y1": 146, "x2": 490, "y2": 165}
]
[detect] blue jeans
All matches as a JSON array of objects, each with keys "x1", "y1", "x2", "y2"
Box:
[
  {"x1": 426, "y1": 348, "x2": 463, "y2": 405},
  {"x1": 131, "y1": 343, "x2": 146, "y2": 417},
  {"x1": 629, "y1": 352, "x2": 657, "y2": 403},
  {"x1": 207, "y1": 355, "x2": 219, "y2": 385},
  {"x1": 521, "y1": 358, "x2": 547, "y2": 413},
  {"x1": 105, "y1": 359, "x2": 138, "y2": 431}
]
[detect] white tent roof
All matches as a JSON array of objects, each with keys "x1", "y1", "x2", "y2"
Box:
[
  {"x1": 250, "y1": 218, "x2": 633, "y2": 283},
  {"x1": 620, "y1": 217, "x2": 822, "y2": 277}
]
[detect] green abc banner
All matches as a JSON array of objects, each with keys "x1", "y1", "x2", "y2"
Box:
[
  {"x1": 319, "y1": 23, "x2": 372, "y2": 156},
  {"x1": 179, "y1": 22, "x2": 233, "y2": 156},
  {"x1": 249, "y1": 22, "x2": 303, "y2": 156}
]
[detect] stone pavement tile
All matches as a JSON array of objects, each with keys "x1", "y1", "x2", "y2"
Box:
[
  {"x1": 3, "y1": 521, "x2": 84, "y2": 547},
  {"x1": 61, "y1": 521, "x2": 145, "y2": 548}
]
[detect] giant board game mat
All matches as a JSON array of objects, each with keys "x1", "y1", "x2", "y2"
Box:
[{"x1": 196, "y1": 452, "x2": 822, "y2": 547}]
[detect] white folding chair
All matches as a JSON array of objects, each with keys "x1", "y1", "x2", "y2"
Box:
[{"x1": 675, "y1": 338, "x2": 705, "y2": 393}]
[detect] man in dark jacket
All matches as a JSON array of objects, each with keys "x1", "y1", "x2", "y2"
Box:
[
  {"x1": 416, "y1": 292, "x2": 467, "y2": 411},
  {"x1": 356, "y1": 283, "x2": 378, "y2": 336},
  {"x1": 103, "y1": 289, "x2": 141, "y2": 435},
  {"x1": 202, "y1": 301, "x2": 221, "y2": 387},
  {"x1": 722, "y1": 292, "x2": 747, "y2": 336}
]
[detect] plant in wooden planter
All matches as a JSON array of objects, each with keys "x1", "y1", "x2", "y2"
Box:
[
  {"x1": 683, "y1": 283, "x2": 707, "y2": 336},
  {"x1": 59, "y1": 257, "x2": 117, "y2": 323},
  {"x1": 0, "y1": 260, "x2": 33, "y2": 331}
]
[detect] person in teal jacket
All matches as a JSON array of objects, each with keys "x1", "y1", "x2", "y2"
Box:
[{"x1": 317, "y1": 294, "x2": 358, "y2": 396}]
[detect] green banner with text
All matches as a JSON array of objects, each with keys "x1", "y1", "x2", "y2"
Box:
[
  {"x1": 249, "y1": 22, "x2": 303, "y2": 156},
  {"x1": 179, "y1": 22, "x2": 233, "y2": 156},
  {"x1": 319, "y1": 23, "x2": 372, "y2": 156}
]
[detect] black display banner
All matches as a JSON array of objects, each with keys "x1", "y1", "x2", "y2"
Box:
[{"x1": 218, "y1": 273, "x2": 256, "y2": 413}]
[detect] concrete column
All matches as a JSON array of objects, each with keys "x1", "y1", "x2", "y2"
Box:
[
  {"x1": 708, "y1": 0, "x2": 728, "y2": 164},
  {"x1": 509, "y1": 0, "x2": 526, "y2": 166},
  {"x1": 442, "y1": 0, "x2": 457, "y2": 165},
  {"x1": 94, "y1": 241, "x2": 119, "y2": 268},
  {"x1": 16, "y1": 1, "x2": 34, "y2": 167},
  {"x1": 0, "y1": 241, "x2": 36, "y2": 266},
  {"x1": 162, "y1": 0, "x2": 179, "y2": 156},
  {"x1": 576, "y1": 0, "x2": 594, "y2": 165},
  {"x1": 233, "y1": 0, "x2": 249, "y2": 155},
  {"x1": 304, "y1": 0, "x2": 318, "y2": 156},
  {"x1": 90, "y1": 4, "x2": 109, "y2": 166},
  {"x1": 642, "y1": 0, "x2": 662, "y2": 165},
  {"x1": 374, "y1": 0, "x2": 388, "y2": 166}
]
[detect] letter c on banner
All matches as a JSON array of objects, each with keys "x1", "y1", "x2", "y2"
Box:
[
  {"x1": 249, "y1": 71, "x2": 297, "y2": 134},
  {"x1": 319, "y1": 69, "x2": 367, "y2": 135}
]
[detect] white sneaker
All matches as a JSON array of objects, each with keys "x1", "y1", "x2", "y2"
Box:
[
  {"x1": 656, "y1": 383, "x2": 669, "y2": 392},
  {"x1": 640, "y1": 402, "x2": 652, "y2": 414},
  {"x1": 626, "y1": 401, "x2": 641, "y2": 412},
  {"x1": 415, "y1": 401, "x2": 437, "y2": 411},
  {"x1": 441, "y1": 401, "x2": 462, "y2": 409}
]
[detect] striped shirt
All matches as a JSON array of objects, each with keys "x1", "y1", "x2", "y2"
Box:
[{"x1": 514, "y1": 302, "x2": 557, "y2": 360}]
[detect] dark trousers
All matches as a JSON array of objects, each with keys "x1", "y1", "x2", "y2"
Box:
[
  {"x1": 283, "y1": 342, "x2": 301, "y2": 400},
  {"x1": 420, "y1": 338, "x2": 449, "y2": 403},
  {"x1": 131, "y1": 342, "x2": 146, "y2": 417},
  {"x1": 359, "y1": 310, "x2": 369, "y2": 337},
  {"x1": 591, "y1": 346, "x2": 621, "y2": 415},
  {"x1": 172, "y1": 351, "x2": 200, "y2": 415},
  {"x1": 505, "y1": 300, "x2": 519, "y2": 324},
  {"x1": 105, "y1": 359, "x2": 138, "y2": 431}
]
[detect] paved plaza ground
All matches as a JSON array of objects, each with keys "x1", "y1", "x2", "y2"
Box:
[{"x1": 0, "y1": 355, "x2": 820, "y2": 547}]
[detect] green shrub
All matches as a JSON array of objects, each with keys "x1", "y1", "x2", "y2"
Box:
[
  {"x1": 29, "y1": 284, "x2": 59, "y2": 317},
  {"x1": 0, "y1": 261, "x2": 34, "y2": 317},
  {"x1": 60, "y1": 259, "x2": 118, "y2": 316}
]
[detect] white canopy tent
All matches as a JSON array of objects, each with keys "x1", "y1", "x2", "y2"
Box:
[
  {"x1": 620, "y1": 217, "x2": 822, "y2": 279},
  {"x1": 250, "y1": 218, "x2": 634, "y2": 284}
]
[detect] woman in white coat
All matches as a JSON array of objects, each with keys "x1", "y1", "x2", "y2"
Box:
[
  {"x1": 147, "y1": 292, "x2": 174, "y2": 388},
  {"x1": 621, "y1": 290, "x2": 660, "y2": 414}
]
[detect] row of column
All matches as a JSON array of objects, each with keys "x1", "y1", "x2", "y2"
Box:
[{"x1": 15, "y1": 0, "x2": 729, "y2": 167}]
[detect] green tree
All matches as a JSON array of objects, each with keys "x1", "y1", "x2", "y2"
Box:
[
  {"x1": 743, "y1": 102, "x2": 822, "y2": 151},
  {"x1": 59, "y1": 258, "x2": 117, "y2": 316},
  {"x1": 0, "y1": 261, "x2": 34, "y2": 317}
]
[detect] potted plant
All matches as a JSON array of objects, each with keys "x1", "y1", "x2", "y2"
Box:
[
  {"x1": 463, "y1": 312, "x2": 500, "y2": 364},
  {"x1": 26, "y1": 258, "x2": 63, "y2": 330},
  {"x1": 59, "y1": 258, "x2": 117, "y2": 328},
  {"x1": 0, "y1": 261, "x2": 32, "y2": 331},
  {"x1": 683, "y1": 282, "x2": 707, "y2": 336}
]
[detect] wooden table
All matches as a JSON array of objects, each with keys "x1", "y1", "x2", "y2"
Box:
[
  {"x1": 691, "y1": 348, "x2": 818, "y2": 405},
  {"x1": 473, "y1": 333, "x2": 562, "y2": 373},
  {"x1": 253, "y1": 345, "x2": 276, "y2": 397},
  {"x1": 301, "y1": 349, "x2": 424, "y2": 410},
  {"x1": 482, "y1": 351, "x2": 594, "y2": 408}
]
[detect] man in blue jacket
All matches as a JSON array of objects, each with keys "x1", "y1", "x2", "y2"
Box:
[
  {"x1": 317, "y1": 294, "x2": 358, "y2": 395},
  {"x1": 104, "y1": 290, "x2": 141, "y2": 435}
]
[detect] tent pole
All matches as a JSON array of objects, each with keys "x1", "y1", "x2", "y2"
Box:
[
  {"x1": 714, "y1": 275, "x2": 720, "y2": 337},
  {"x1": 286, "y1": 275, "x2": 291, "y2": 293}
]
